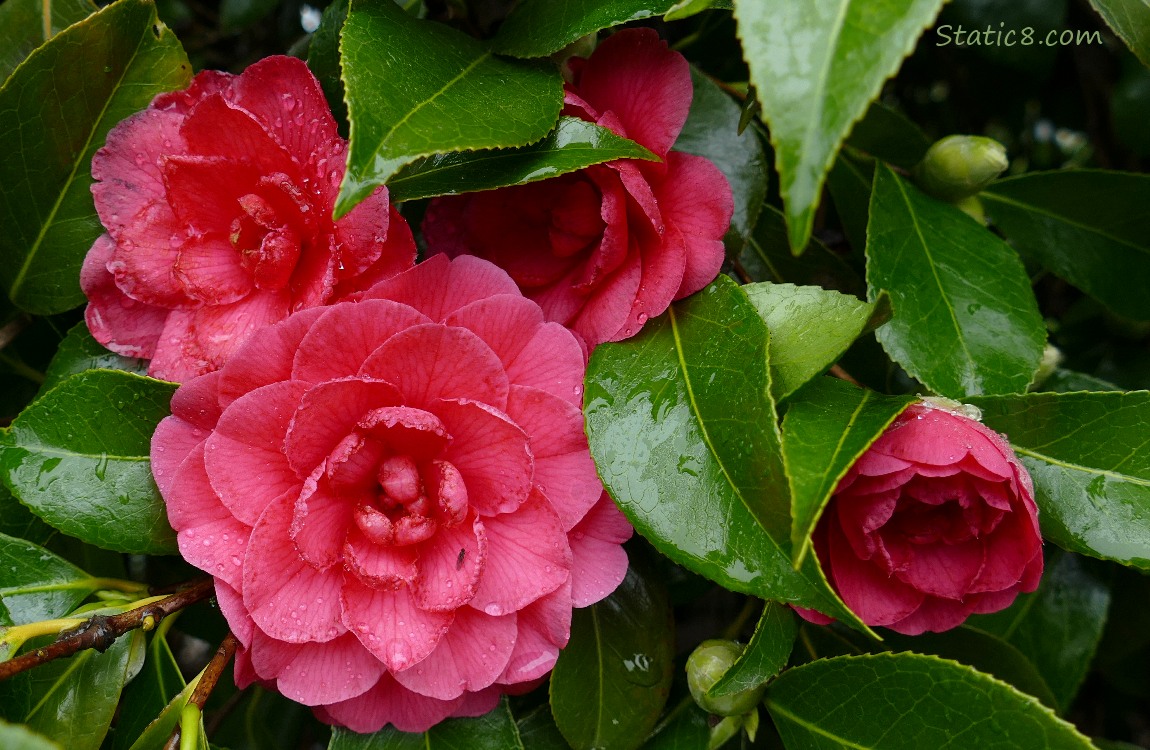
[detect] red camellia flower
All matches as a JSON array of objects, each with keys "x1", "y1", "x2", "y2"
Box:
[
  {"x1": 82, "y1": 55, "x2": 415, "y2": 382},
  {"x1": 151, "y1": 255, "x2": 632, "y2": 732},
  {"x1": 796, "y1": 401, "x2": 1043, "y2": 635},
  {"x1": 422, "y1": 28, "x2": 733, "y2": 349}
]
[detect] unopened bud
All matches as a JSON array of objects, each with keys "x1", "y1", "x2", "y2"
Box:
[
  {"x1": 1030, "y1": 343, "x2": 1064, "y2": 389},
  {"x1": 914, "y1": 135, "x2": 1009, "y2": 202},
  {"x1": 686, "y1": 639, "x2": 765, "y2": 717}
]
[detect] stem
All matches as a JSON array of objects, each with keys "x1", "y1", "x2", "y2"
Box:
[
  {"x1": 164, "y1": 633, "x2": 238, "y2": 750},
  {"x1": 0, "y1": 578, "x2": 214, "y2": 681}
]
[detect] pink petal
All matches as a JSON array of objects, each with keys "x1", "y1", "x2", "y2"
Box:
[
  {"x1": 364, "y1": 254, "x2": 521, "y2": 322},
  {"x1": 504, "y1": 385, "x2": 600, "y2": 529},
  {"x1": 250, "y1": 630, "x2": 383, "y2": 706},
  {"x1": 826, "y1": 513, "x2": 923, "y2": 627},
  {"x1": 147, "y1": 311, "x2": 205, "y2": 382},
  {"x1": 435, "y1": 398, "x2": 533, "y2": 516},
  {"x1": 169, "y1": 370, "x2": 223, "y2": 429},
  {"x1": 206, "y1": 380, "x2": 310, "y2": 525},
  {"x1": 453, "y1": 687, "x2": 504, "y2": 717},
  {"x1": 183, "y1": 288, "x2": 291, "y2": 371},
  {"x1": 569, "y1": 243, "x2": 642, "y2": 347},
  {"x1": 161, "y1": 154, "x2": 262, "y2": 237},
  {"x1": 359, "y1": 324, "x2": 509, "y2": 411},
  {"x1": 444, "y1": 294, "x2": 544, "y2": 372},
  {"x1": 317, "y1": 674, "x2": 462, "y2": 734},
  {"x1": 470, "y1": 489, "x2": 571, "y2": 616},
  {"x1": 505, "y1": 322, "x2": 587, "y2": 407},
  {"x1": 891, "y1": 538, "x2": 986, "y2": 601},
  {"x1": 791, "y1": 605, "x2": 835, "y2": 626},
  {"x1": 217, "y1": 306, "x2": 324, "y2": 407},
  {"x1": 614, "y1": 222, "x2": 686, "y2": 341},
  {"x1": 651, "y1": 152, "x2": 732, "y2": 298},
  {"x1": 886, "y1": 596, "x2": 976, "y2": 635},
  {"x1": 168, "y1": 443, "x2": 251, "y2": 591},
  {"x1": 92, "y1": 107, "x2": 186, "y2": 240},
  {"x1": 332, "y1": 204, "x2": 417, "y2": 299},
  {"x1": 82, "y1": 235, "x2": 168, "y2": 359},
  {"x1": 153, "y1": 69, "x2": 231, "y2": 113},
  {"x1": 392, "y1": 606, "x2": 517, "y2": 700},
  {"x1": 109, "y1": 202, "x2": 193, "y2": 307},
  {"x1": 412, "y1": 515, "x2": 488, "y2": 612},
  {"x1": 499, "y1": 580, "x2": 572, "y2": 684},
  {"x1": 215, "y1": 579, "x2": 255, "y2": 646},
  {"x1": 283, "y1": 378, "x2": 402, "y2": 476},
  {"x1": 341, "y1": 580, "x2": 453, "y2": 672},
  {"x1": 243, "y1": 493, "x2": 346, "y2": 643},
  {"x1": 343, "y1": 527, "x2": 418, "y2": 587},
  {"x1": 568, "y1": 493, "x2": 632, "y2": 607},
  {"x1": 851, "y1": 451, "x2": 915, "y2": 477},
  {"x1": 357, "y1": 406, "x2": 450, "y2": 459},
  {"x1": 174, "y1": 234, "x2": 253, "y2": 305},
  {"x1": 180, "y1": 92, "x2": 295, "y2": 175},
  {"x1": 291, "y1": 299, "x2": 429, "y2": 384},
  {"x1": 292, "y1": 473, "x2": 355, "y2": 568},
  {"x1": 331, "y1": 188, "x2": 390, "y2": 278},
  {"x1": 834, "y1": 490, "x2": 899, "y2": 561},
  {"x1": 573, "y1": 28, "x2": 691, "y2": 157},
  {"x1": 969, "y1": 510, "x2": 1043, "y2": 593}
]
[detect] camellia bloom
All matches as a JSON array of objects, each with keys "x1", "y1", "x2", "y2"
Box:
[
  {"x1": 151, "y1": 255, "x2": 632, "y2": 732},
  {"x1": 796, "y1": 401, "x2": 1043, "y2": 635},
  {"x1": 422, "y1": 28, "x2": 732, "y2": 348},
  {"x1": 82, "y1": 55, "x2": 415, "y2": 382}
]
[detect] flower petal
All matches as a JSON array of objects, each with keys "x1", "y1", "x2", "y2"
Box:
[
  {"x1": 392, "y1": 606, "x2": 517, "y2": 700},
  {"x1": 250, "y1": 630, "x2": 384, "y2": 706},
  {"x1": 316, "y1": 674, "x2": 462, "y2": 734},
  {"x1": 291, "y1": 299, "x2": 430, "y2": 384},
  {"x1": 498, "y1": 579, "x2": 572, "y2": 685},
  {"x1": 412, "y1": 515, "x2": 487, "y2": 612},
  {"x1": 341, "y1": 580, "x2": 453, "y2": 672},
  {"x1": 364, "y1": 254, "x2": 521, "y2": 322},
  {"x1": 826, "y1": 513, "x2": 923, "y2": 627},
  {"x1": 435, "y1": 398, "x2": 533, "y2": 516},
  {"x1": 651, "y1": 152, "x2": 732, "y2": 298},
  {"x1": 81, "y1": 235, "x2": 168, "y2": 359},
  {"x1": 283, "y1": 378, "x2": 402, "y2": 476},
  {"x1": 568, "y1": 493, "x2": 632, "y2": 607},
  {"x1": 217, "y1": 307, "x2": 324, "y2": 407}
]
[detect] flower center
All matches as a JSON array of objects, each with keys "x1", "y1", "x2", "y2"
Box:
[
  {"x1": 229, "y1": 173, "x2": 314, "y2": 290},
  {"x1": 350, "y1": 453, "x2": 469, "y2": 549}
]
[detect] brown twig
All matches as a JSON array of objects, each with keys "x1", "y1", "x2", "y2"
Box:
[
  {"x1": 0, "y1": 578, "x2": 214, "y2": 681},
  {"x1": 163, "y1": 632, "x2": 239, "y2": 750}
]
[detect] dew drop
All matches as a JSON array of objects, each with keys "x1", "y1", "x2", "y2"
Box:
[{"x1": 484, "y1": 603, "x2": 502, "y2": 616}]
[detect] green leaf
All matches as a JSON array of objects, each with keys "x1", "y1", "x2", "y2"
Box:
[
  {"x1": 844, "y1": 102, "x2": 931, "y2": 171},
  {"x1": 765, "y1": 652, "x2": 1094, "y2": 749},
  {"x1": 386, "y1": 117, "x2": 655, "y2": 203},
  {"x1": 737, "y1": 204, "x2": 864, "y2": 297},
  {"x1": 337, "y1": 0, "x2": 562, "y2": 217},
  {"x1": 584, "y1": 276, "x2": 867, "y2": 631},
  {"x1": 1039, "y1": 369, "x2": 1121, "y2": 394},
  {"x1": 0, "y1": 0, "x2": 96, "y2": 84},
  {"x1": 42, "y1": 322, "x2": 149, "y2": 392},
  {"x1": 0, "y1": 480, "x2": 54, "y2": 546},
  {"x1": 982, "y1": 171, "x2": 1150, "y2": 321},
  {"x1": 0, "y1": 0, "x2": 191, "y2": 314},
  {"x1": 0, "y1": 370, "x2": 178, "y2": 555},
  {"x1": 307, "y1": 0, "x2": 349, "y2": 135},
  {"x1": 329, "y1": 698, "x2": 523, "y2": 749},
  {"x1": 1088, "y1": 0, "x2": 1150, "y2": 67},
  {"x1": 664, "y1": 0, "x2": 732, "y2": 21},
  {"x1": 115, "y1": 618, "x2": 188, "y2": 750},
  {"x1": 673, "y1": 67, "x2": 767, "y2": 253},
  {"x1": 550, "y1": 562, "x2": 674, "y2": 750},
  {"x1": 867, "y1": 162, "x2": 1046, "y2": 399},
  {"x1": 780, "y1": 378, "x2": 914, "y2": 567},
  {"x1": 491, "y1": 0, "x2": 678, "y2": 58},
  {"x1": 734, "y1": 0, "x2": 946, "y2": 251},
  {"x1": 826, "y1": 149, "x2": 873, "y2": 254},
  {"x1": 743, "y1": 282, "x2": 885, "y2": 402},
  {"x1": 0, "y1": 532, "x2": 99, "y2": 626},
  {"x1": 708, "y1": 601, "x2": 795, "y2": 700},
  {"x1": 968, "y1": 551, "x2": 1111, "y2": 714},
  {"x1": 969, "y1": 391, "x2": 1150, "y2": 570},
  {"x1": 0, "y1": 719, "x2": 61, "y2": 750},
  {"x1": 516, "y1": 706, "x2": 568, "y2": 750},
  {"x1": 0, "y1": 629, "x2": 144, "y2": 750},
  {"x1": 880, "y1": 628, "x2": 1060, "y2": 710}
]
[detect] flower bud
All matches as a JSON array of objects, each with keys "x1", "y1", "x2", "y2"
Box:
[
  {"x1": 686, "y1": 640, "x2": 765, "y2": 716},
  {"x1": 913, "y1": 135, "x2": 1009, "y2": 202}
]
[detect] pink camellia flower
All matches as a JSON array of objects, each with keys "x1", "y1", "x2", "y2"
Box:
[
  {"x1": 422, "y1": 28, "x2": 732, "y2": 349},
  {"x1": 151, "y1": 255, "x2": 632, "y2": 732},
  {"x1": 82, "y1": 55, "x2": 415, "y2": 382},
  {"x1": 796, "y1": 401, "x2": 1043, "y2": 635}
]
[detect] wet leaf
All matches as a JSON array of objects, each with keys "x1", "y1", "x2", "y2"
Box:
[
  {"x1": 329, "y1": 698, "x2": 523, "y2": 749},
  {"x1": 42, "y1": 322, "x2": 149, "y2": 393},
  {"x1": 707, "y1": 601, "x2": 795, "y2": 699},
  {"x1": 0, "y1": 532, "x2": 100, "y2": 626},
  {"x1": 492, "y1": 0, "x2": 678, "y2": 58},
  {"x1": 0, "y1": 0, "x2": 96, "y2": 84}
]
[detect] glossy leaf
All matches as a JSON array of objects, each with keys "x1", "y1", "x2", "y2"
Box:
[
  {"x1": 664, "y1": 0, "x2": 732, "y2": 21},
  {"x1": 584, "y1": 277, "x2": 866, "y2": 630},
  {"x1": 516, "y1": 706, "x2": 569, "y2": 750},
  {"x1": 744, "y1": 282, "x2": 885, "y2": 402},
  {"x1": 708, "y1": 601, "x2": 795, "y2": 699},
  {"x1": 116, "y1": 619, "x2": 188, "y2": 750},
  {"x1": 982, "y1": 171, "x2": 1150, "y2": 321},
  {"x1": 0, "y1": 720, "x2": 61, "y2": 750},
  {"x1": 492, "y1": 0, "x2": 678, "y2": 58},
  {"x1": 0, "y1": 481, "x2": 54, "y2": 546},
  {"x1": 673, "y1": 67, "x2": 768, "y2": 252},
  {"x1": 641, "y1": 700, "x2": 710, "y2": 749},
  {"x1": 0, "y1": 370, "x2": 178, "y2": 555},
  {"x1": 880, "y1": 628, "x2": 1060, "y2": 711},
  {"x1": 337, "y1": 0, "x2": 562, "y2": 217},
  {"x1": 42, "y1": 322, "x2": 149, "y2": 392},
  {"x1": 781, "y1": 378, "x2": 914, "y2": 566},
  {"x1": 0, "y1": 0, "x2": 96, "y2": 84},
  {"x1": 765, "y1": 653, "x2": 1094, "y2": 749},
  {"x1": 845, "y1": 102, "x2": 931, "y2": 170},
  {"x1": 1040, "y1": 369, "x2": 1120, "y2": 394},
  {"x1": 0, "y1": 629, "x2": 144, "y2": 750},
  {"x1": 969, "y1": 551, "x2": 1111, "y2": 714},
  {"x1": 386, "y1": 117, "x2": 655, "y2": 203},
  {"x1": 329, "y1": 698, "x2": 523, "y2": 749},
  {"x1": 867, "y1": 163, "x2": 1046, "y2": 399},
  {"x1": 1088, "y1": 0, "x2": 1150, "y2": 67},
  {"x1": 551, "y1": 562, "x2": 673, "y2": 750},
  {"x1": 970, "y1": 391, "x2": 1150, "y2": 570},
  {"x1": 735, "y1": 0, "x2": 946, "y2": 251},
  {"x1": 0, "y1": 532, "x2": 99, "y2": 626},
  {"x1": 737, "y1": 204, "x2": 864, "y2": 297},
  {"x1": 826, "y1": 149, "x2": 874, "y2": 255},
  {"x1": 0, "y1": 0, "x2": 191, "y2": 314}
]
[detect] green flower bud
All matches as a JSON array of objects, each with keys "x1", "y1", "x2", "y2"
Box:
[
  {"x1": 686, "y1": 640, "x2": 765, "y2": 717},
  {"x1": 913, "y1": 135, "x2": 1009, "y2": 203}
]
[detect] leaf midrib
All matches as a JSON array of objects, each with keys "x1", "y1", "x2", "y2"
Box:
[
  {"x1": 1012, "y1": 446, "x2": 1150, "y2": 487},
  {"x1": 981, "y1": 190, "x2": 1149, "y2": 255},
  {"x1": 9, "y1": 7, "x2": 155, "y2": 302}
]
